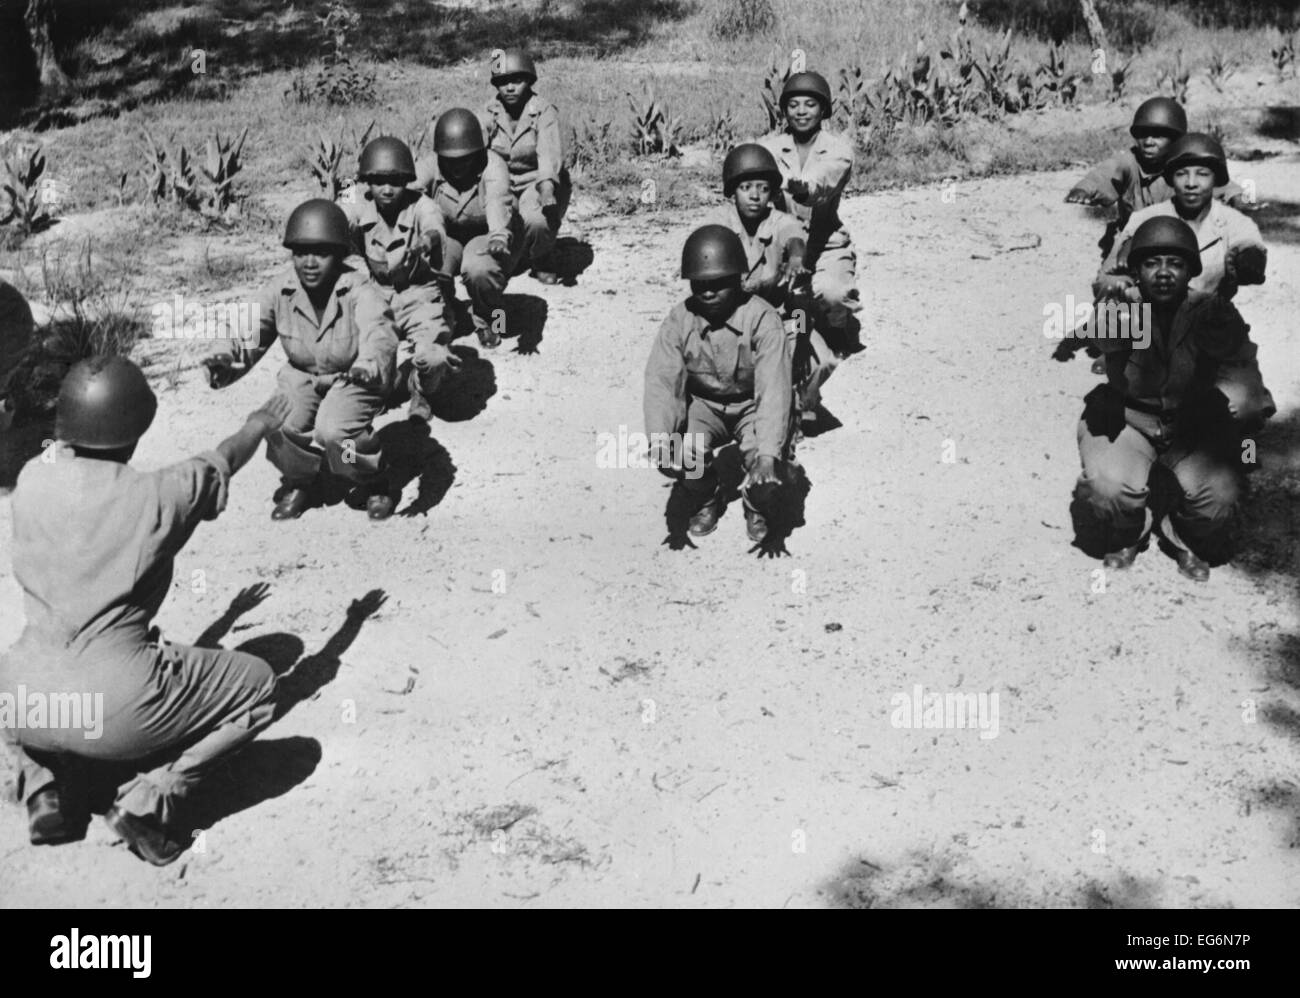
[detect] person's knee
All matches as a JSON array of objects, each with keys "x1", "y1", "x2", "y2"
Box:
[
  {"x1": 1076, "y1": 467, "x2": 1145, "y2": 517},
  {"x1": 1184, "y1": 467, "x2": 1241, "y2": 522}
]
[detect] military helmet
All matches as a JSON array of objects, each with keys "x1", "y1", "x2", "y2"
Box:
[
  {"x1": 358, "y1": 136, "x2": 416, "y2": 181},
  {"x1": 1129, "y1": 97, "x2": 1187, "y2": 137},
  {"x1": 780, "y1": 71, "x2": 833, "y2": 117},
  {"x1": 1162, "y1": 133, "x2": 1229, "y2": 187},
  {"x1": 56, "y1": 355, "x2": 157, "y2": 450},
  {"x1": 1127, "y1": 216, "x2": 1203, "y2": 277},
  {"x1": 682, "y1": 224, "x2": 747, "y2": 281},
  {"x1": 491, "y1": 49, "x2": 537, "y2": 85},
  {"x1": 433, "y1": 108, "x2": 487, "y2": 157},
  {"x1": 283, "y1": 198, "x2": 350, "y2": 250},
  {"x1": 722, "y1": 143, "x2": 782, "y2": 197}
]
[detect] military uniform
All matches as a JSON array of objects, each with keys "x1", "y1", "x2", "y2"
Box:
[
  {"x1": 0, "y1": 445, "x2": 276, "y2": 826},
  {"x1": 480, "y1": 94, "x2": 571, "y2": 270},
  {"x1": 1073, "y1": 291, "x2": 1271, "y2": 560},
  {"x1": 414, "y1": 153, "x2": 525, "y2": 330},
  {"x1": 1101, "y1": 198, "x2": 1267, "y2": 300},
  {"x1": 644, "y1": 293, "x2": 794, "y2": 499},
  {"x1": 759, "y1": 126, "x2": 861, "y2": 331},
  {"x1": 341, "y1": 189, "x2": 454, "y2": 402},
  {"x1": 218, "y1": 264, "x2": 398, "y2": 489}
]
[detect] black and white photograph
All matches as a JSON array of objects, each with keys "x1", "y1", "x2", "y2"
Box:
[{"x1": 0, "y1": 0, "x2": 1297, "y2": 936}]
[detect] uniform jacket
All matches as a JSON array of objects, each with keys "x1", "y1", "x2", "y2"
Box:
[
  {"x1": 1103, "y1": 198, "x2": 1267, "y2": 298},
  {"x1": 644, "y1": 294, "x2": 793, "y2": 459},
  {"x1": 341, "y1": 188, "x2": 446, "y2": 290},
  {"x1": 1071, "y1": 146, "x2": 1244, "y2": 230},
  {"x1": 706, "y1": 202, "x2": 806, "y2": 308},
  {"x1": 227, "y1": 264, "x2": 398, "y2": 389},
  {"x1": 1095, "y1": 290, "x2": 1267, "y2": 416},
  {"x1": 5, "y1": 446, "x2": 231, "y2": 658},
  {"x1": 414, "y1": 153, "x2": 517, "y2": 246},
  {"x1": 480, "y1": 94, "x2": 564, "y2": 193},
  {"x1": 759, "y1": 126, "x2": 853, "y2": 257}
]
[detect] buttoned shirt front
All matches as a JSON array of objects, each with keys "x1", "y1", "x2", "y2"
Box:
[
  {"x1": 1113, "y1": 199, "x2": 1266, "y2": 295},
  {"x1": 228, "y1": 264, "x2": 398, "y2": 385},
  {"x1": 480, "y1": 94, "x2": 564, "y2": 192},
  {"x1": 644, "y1": 294, "x2": 793, "y2": 458},
  {"x1": 341, "y1": 189, "x2": 446, "y2": 289},
  {"x1": 759, "y1": 126, "x2": 854, "y2": 253},
  {"x1": 414, "y1": 153, "x2": 516, "y2": 245}
]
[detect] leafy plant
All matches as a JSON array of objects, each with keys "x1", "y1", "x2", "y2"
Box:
[
  {"x1": 627, "y1": 85, "x2": 681, "y2": 158},
  {"x1": 1156, "y1": 49, "x2": 1192, "y2": 104},
  {"x1": 287, "y1": 1, "x2": 376, "y2": 106},
  {"x1": 200, "y1": 127, "x2": 249, "y2": 219},
  {"x1": 1, "y1": 145, "x2": 57, "y2": 240},
  {"x1": 1206, "y1": 47, "x2": 1238, "y2": 92},
  {"x1": 567, "y1": 120, "x2": 618, "y2": 176},
  {"x1": 1272, "y1": 29, "x2": 1296, "y2": 80}
]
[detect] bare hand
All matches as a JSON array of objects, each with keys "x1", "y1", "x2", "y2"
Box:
[
  {"x1": 248, "y1": 392, "x2": 292, "y2": 435},
  {"x1": 536, "y1": 181, "x2": 558, "y2": 210},
  {"x1": 747, "y1": 455, "x2": 780, "y2": 488},
  {"x1": 786, "y1": 179, "x2": 811, "y2": 204},
  {"x1": 487, "y1": 235, "x2": 511, "y2": 260},
  {"x1": 1065, "y1": 188, "x2": 1099, "y2": 205}
]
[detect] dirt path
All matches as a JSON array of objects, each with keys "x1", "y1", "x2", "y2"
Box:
[{"x1": 2, "y1": 156, "x2": 1299, "y2": 908}]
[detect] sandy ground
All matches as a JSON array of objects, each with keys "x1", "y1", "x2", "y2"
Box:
[{"x1": 1, "y1": 143, "x2": 1299, "y2": 907}]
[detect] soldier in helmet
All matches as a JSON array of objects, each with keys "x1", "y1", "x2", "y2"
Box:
[
  {"x1": 342, "y1": 136, "x2": 459, "y2": 422},
  {"x1": 758, "y1": 71, "x2": 862, "y2": 349},
  {"x1": 0, "y1": 277, "x2": 36, "y2": 432},
  {"x1": 1099, "y1": 134, "x2": 1269, "y2": 303},
  {"x1": 644, "y1": 224, "x2": 796, "y2": 543},
  {"x1": 707, "y1": 143, "x2": 835, "y2": 425},
  {"x1": 202, "y1": 199, "x2": 401, "y2": 521},
  {"x1": 1071, "y1": 217, "x2": 1271, "y2": 582},
  {"x1": 414, "y1": 108, "x2": 525, "y2": 349},
  {"x1": 480, "y1": 48, "x2": 572, "y2": 284},
  {"x1": 1096, "y1": 134, "x2": 1274, "y2": 430},
  {"x1": 0, "y1": 356, "x2": 291, "y2": 864}
]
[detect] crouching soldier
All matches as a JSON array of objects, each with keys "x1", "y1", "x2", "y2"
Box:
[
  {"x1": 415, "y1": 108, "x2": 525, "y2": 348},
  {"x1": 759, "y1": 71, "x2": 862, "y2": 346},
  {"x1": 644, "y1": 225, "x2": 796, "y2": 543},
  {"x1": 0, "y1": 356, "x2": 290, "y2": 864},
  {"x1": 1099, "y1": 134, "x2": 1268, "y2": 303},
  {"x1": 1065, "y1": 97, "x2": 1189, "y2": 256},
  {"x1": 202, "y1": 199, "x2": 401, "y2": 521},
  {"x1": 343, "y1": 136, "x2": 459, "y2": 422},
  {"x1": 481, "y1": 48, "x2": 572, "y2": 284},
  {"x1": 708, "y1": 142, "x2": 841, "y2": 429},
  {"x1": 1071, "y1": 217, "x2": 1272, "y2": 582}
]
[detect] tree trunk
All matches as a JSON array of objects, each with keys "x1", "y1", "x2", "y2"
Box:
[
  {"x1": 24, "y1": 0, "x2": 69, "y2": 89},
  {"x1": 1078, "y1": 0, "x2": 1108, "y2": 53}
]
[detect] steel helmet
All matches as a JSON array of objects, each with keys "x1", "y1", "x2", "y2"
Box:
[
  {"x1": 780, "y1": 71, "x2": 832, "y2": 117},
  {"x1": 358, "y1": 136, "x2": 416, "y2": 181},
  {"x1": 56, "y1": 355, "x2": 157, "y2": 449},
  {"x1": 1129, "y1": 96, "x2": 1187, "y2": 137},
  {"x1": 682, "y1": 224, "x2": 746, "y2": 281},
  {"x1": 433, "y1": 108, "x2": 487, "y2": 157},
  {"x1": 1127, "y1": 216, "x2": 1203, "y2": 277},
  {"x1": 283, "y1": 199, "x2": 351, "y2": 250},
  {"x1": 491, "y1": 49, "x2": 537, "y2": 85},
  {"x1": 722, "y1": 143, "x2": 782, "y2": 197},
  {"x1": 1162, "y1": 133, "x2": 1229, "y2": 187}
]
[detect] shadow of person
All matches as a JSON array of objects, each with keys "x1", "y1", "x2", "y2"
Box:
[
  {"x1": 555, "y1": 237, "x2": 595, "y2": 286},
  {"x1": 747, "y1": 462, "x2": 812, "y2": 558},
  {"x1": 502, "y1": 292, "x2": 548, "y2": 354},
  {"x1": 429, "y1": 344, "x2": 496, "y2": 422},
  {"x1": 179, "y1": 736, "x2": 322, "y2": 834},
  {"x1": 662, "y1": 479, "x2": 701, "y2": 551},
  {"x1": 274, "y1": 589, "x2": 388, "y2": 717},
  {"x1": 194, "y1": 582, "x2": 275, "y2": 649},
  {"x1": 376, "y1": 418, "x2": 457, "y2": 516}
]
